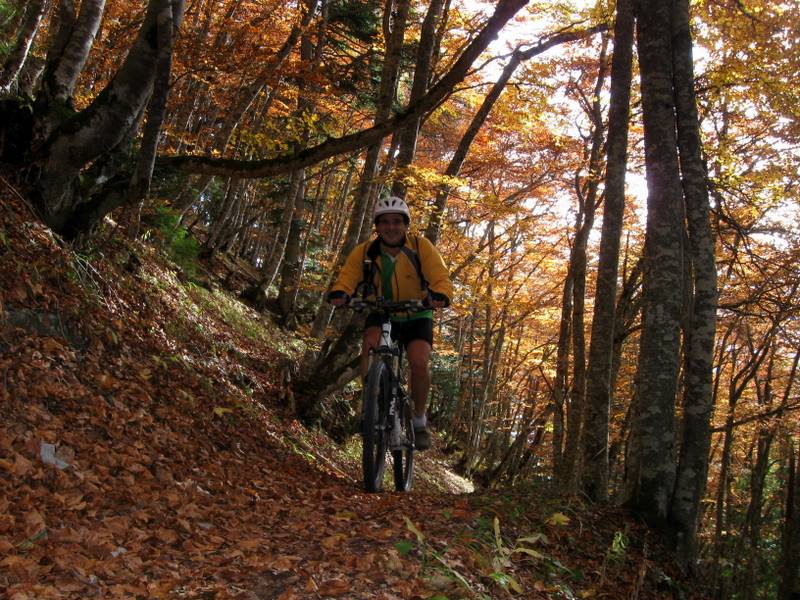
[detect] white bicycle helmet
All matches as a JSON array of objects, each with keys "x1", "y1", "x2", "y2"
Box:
[{"x1": 373, "y1": 196, "x2": 411, "y2": 224}]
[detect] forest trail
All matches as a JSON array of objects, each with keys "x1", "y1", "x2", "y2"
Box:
[{"x1": 1, "y1": 189, "x2": 698, "y2": 599}]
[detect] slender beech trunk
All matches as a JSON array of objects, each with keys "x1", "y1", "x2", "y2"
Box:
[
  {"x1": 712, "y1": 399, "x2": 736, "y2": 598},
  {"x1": 465, "y1": 222, "x2": 496, "y2": 472},
  {"x1": 277, "y1": 0, "x2": 328, "y2": 326},
  {"x1": 582, "y1": 0, "x2": 634, "y2": 503},
  {"x1": 668, "y1": 0, "x2": 719, "y2": 566},
  {"x1": 40, "y1": 0, "x2": 106, "y2": 108},
  {"x1": 205, "y1": 177, "x2": 242, "y2": 250},
  {"x1": 259, "y1": 172, "x2": 305, "y2": 293},
  {"x1": 0, "y1": 0, "x2": 47, "y2": 93},
  {"x1": 779, "y1": 437, "x2": 800, "y2": 599},
  {"x1": 552, "y1": 263, "x2": 572, "y2": 484},
  {"x1": 623, "y1": 0, "x2": 685, "y2": 525},
  {"x1": 390, "y1": 0, "x2": 445, "y2": 199},
  {"x1": 126, "y1": 0, "x2": 184, "y2": 236},
  {"x1": 449, "y1": 307, "x2": 477, "y2": 446},
  {"x1": 563, "y1": 38, "x2": 608, "y2": 492}
]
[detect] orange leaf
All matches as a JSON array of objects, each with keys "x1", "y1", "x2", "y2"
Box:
[
  {"x1": 240, "y1": 538, "x2": 262, "y2": 550},
  {"x1": 317, "y1": 578, "x2": 350, "y2": 596},
  {"x1": 156, "y1": 528, "x2": 178, "y2": 544},
  {"x1": 320, "y1": 534, "x2": 345, "y2": 550},
  {"x1": 97, "y1": 374, "x2": 116, "y2": 391},
  {"x1": 269, "y1": 555, "x2": 300, "y2": 572},
  {"x1": 13, "y1": 453, "x2": 33, "y2": 476}
]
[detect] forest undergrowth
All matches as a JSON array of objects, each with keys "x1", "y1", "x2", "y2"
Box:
[{"x1": 0, "y1": 183, "x2": 707, "y2": 599}]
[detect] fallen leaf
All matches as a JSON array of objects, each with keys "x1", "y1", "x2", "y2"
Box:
[
  {"x1": 155, "y1": 528, "x2": 178, "y2": 544},
  {"x1": 269, "y1": 555, "x2": 300, "y2": 572},
  {"x1": 12, "y1": 453, "x2": 33, "y2": 476},
  {"x1": 546, "y1": 512, "x2": 571, "y2": 527},
  {"x1": 321, "y1": 533, "x2": 345, "y2": 550},
  {"x1": 317, "y1": 578, "x2": 350, "y2": 596}
]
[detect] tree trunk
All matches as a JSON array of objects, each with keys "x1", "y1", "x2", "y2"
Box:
[
  {"x1": 126, "y1": 0, "x2": 185, "y2": 237},
  {"x1": 562, "y1": 37, "x2": 608, "y2": 492},
  {"x1": 623, "y1": 0, "x2": 685, "y2": 525},
  {"x1": 552, "y1": 264, "x2": 572, "y2": 484},
  {"x1": 667, "y1": 0, "x2": 719, "y2": 566},
  {"x1": 582, "y1": 0, "x2": 634, "y2": 503},
  {"x1": 40, "y1": 0, "x2": 106, "y2": 107},
  {"x1": 390, "y1": 0, "x2": 444, "y2": 199},
  {"x1": 31, "y1": 0, "x2": 184, "y2": 239},
  {"x1": 0, "y1": 0, "x2": 47, "y2": 94},
  {"x1": 778, "y1": 437, "x2": 800, "y2": 600},
  {"x1": 258, "y1": 171, "x2": 306, "y2": 297}
]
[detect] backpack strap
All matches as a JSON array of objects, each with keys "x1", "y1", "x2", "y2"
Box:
[
  {"x1": 355, "y1": 239, "x2": 382, "y2": 298},
  {"x1": 399, "y1": 235, "x2": 429, "y2": 294}
]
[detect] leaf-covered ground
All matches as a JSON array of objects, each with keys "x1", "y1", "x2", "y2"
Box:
[{"x1": 0, "y1": 184, "x2": 707, "y2": 599}]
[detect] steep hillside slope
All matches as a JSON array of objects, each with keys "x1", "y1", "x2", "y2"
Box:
[{"x1": 1, "y1": 182, "x2": 705, "y2": 599}]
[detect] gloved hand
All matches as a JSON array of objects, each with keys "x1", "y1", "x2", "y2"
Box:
[
  {"x1": 327, "y1": 290, "x2": 350, "y2": 306},
  {"x1": 427, "y1": 291, "x2": 450, "y2": 308}
]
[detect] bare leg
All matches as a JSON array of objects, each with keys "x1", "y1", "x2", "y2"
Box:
[{"x1": 405, "y1": 339, "x2": 432, "y2": 419}]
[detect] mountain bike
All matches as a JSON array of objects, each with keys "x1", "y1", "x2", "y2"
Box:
[{"x1": 349, "y1": 298, "x2": 425, "y2": 493}]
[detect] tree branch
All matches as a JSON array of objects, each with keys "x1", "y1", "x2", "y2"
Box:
[{"x1": 157, "y1": 0, "x2": 531, "y2": 178}]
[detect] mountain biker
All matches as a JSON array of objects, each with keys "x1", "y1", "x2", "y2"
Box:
[{"x1": 327, "y1": 196, "x2": 453, "y2": 450}]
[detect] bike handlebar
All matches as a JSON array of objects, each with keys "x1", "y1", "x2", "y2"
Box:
[{"x1": 347, "y1": 298, "x2": 429, "y2": 313}]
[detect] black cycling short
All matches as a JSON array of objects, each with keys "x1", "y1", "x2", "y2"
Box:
[{"x1": 365, "y1": 314, "x2": 434, "y2": 347}]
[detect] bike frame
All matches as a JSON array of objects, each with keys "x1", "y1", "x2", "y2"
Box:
[{"x1": 372, "y1": 318, "x2": 408, "y2": 452}]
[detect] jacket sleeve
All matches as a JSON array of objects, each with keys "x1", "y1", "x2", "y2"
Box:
[
  {"x1": 418, "y1": 236, "x2": 454, "y2": 302},
  {"x1": 329, "y1": 242, "x2": 366, "y2": 296}
]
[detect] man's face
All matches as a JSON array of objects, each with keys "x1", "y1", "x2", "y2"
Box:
[{"x1": 376, "y1": 213, "x2": 408, "y2": 246}]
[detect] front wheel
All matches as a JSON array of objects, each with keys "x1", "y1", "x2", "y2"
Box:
[
  {"x1": 362, "y1": 359, "x2": 390, "y2": 492},
  {"x1": 392, "y1": 394, "x2": 415, "y2": 492}
]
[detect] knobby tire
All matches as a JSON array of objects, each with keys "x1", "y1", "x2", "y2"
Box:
[
  {"x1": 362, "y1": 359, "x2": 389, "y2": 492},
  {"x1": 392, "y1": 394, "x2": 414, "y2": 492}
]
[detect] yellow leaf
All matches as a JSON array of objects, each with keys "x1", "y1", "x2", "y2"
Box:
[
  {"x1": 512, "y1": 547, "x2": 545, "y2": 560},
  {"x1": 213, "y1": 407, "x2": 233, "y2": 417},
  {"x1": 507, "y1": 574, "x2": 523, "y2": 594},
  {"x1": 546, "y1": 512, "x2": 570, "y2": 526},
  {"x1": 404, "y1": 516, "x2": 424, "y2": 542}
]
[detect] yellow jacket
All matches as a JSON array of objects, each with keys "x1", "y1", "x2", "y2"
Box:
[{"x1": 330, "y1": 235, "x2": 453, "y2": 304}]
